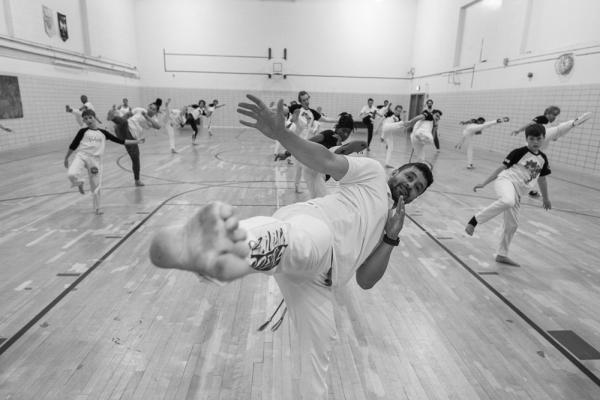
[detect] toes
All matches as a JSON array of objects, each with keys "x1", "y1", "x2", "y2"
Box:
[{"x1": 224, "y1": 215, "x2": 239, "y2": 231}]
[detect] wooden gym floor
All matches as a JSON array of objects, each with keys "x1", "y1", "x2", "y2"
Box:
[{"x1": 0, "y1": 125, "x2": 599, "y2": 399}]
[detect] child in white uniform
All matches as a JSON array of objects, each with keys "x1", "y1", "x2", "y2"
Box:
[
  {"x1": 64, "y1": 110, "x2": 144, "y2": 214},
  {"x1": 455, "y1": 116, "x2": 509, "y2": 169},
  {"x1": 465, "y1": 124, "x2": 551, "y2": 267}
]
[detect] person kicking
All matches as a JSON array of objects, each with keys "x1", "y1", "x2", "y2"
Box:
[{"x1": 148, "y1": 94, "x2": 434, "y2": 399}]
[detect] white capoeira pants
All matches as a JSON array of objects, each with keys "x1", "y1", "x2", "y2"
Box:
[
  {"x1": 382, "y1": 121, "x2": 406, "y2": 166},
  {"x1": 542, "y1": 120, "x2": 576, "y2": 150},
  {"x1": 239, "y1": 203, "x2": 337, "y2": 400},
  {"x1": 410, "y1": 131, "x2": 433, "y2": 163},
  {"x1": 474, "y1": 177, "x2": 520, "y2": 257},
  {"x1": 67, "y1": 153, "x2": 102, "y2": 210},
  {"x1": 165, "y1": 123, "x2": 176, "y2": 150}
]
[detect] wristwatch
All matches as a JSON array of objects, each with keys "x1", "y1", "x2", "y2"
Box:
[{"x1": 382, "y1": 234, "x2": 400, "y2": 246}]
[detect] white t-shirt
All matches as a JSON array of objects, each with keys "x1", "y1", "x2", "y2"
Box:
[
  {"x1": 360, "y1": 105, "x2": 376, "y2": 119},
  {"x1": 299, "y1": 157, "x2": 391, "y2": 287},
  {"x1": 128, "y1": 108, "x2": 158, "y2": 138},
  {"x1": 83, "y1": 101, "x2": 95, "y2": 111},
  {"x1": 382, "y1": 116, "x2": 405, "y2": 138}
]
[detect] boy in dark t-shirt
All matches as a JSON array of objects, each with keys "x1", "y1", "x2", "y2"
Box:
[{"x1": 465, "y1": 124, "x2": 551, "y2": 267}]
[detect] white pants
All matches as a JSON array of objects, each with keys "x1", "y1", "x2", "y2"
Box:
[
  {"x1": 475, "y1": 178, "x2": 520, "y2": 257},
  {"x1": 410, "y1": 132, "x2": 433, "y2": 163},
  {"x1": 166, "y1": 123, "x2": 176, "y2": 150},
  {"x1": 458, "y1": 132, "x2": 476, "y2": 165},
  {"x1": 240, "y1": 204, "x2": 336, "y2": 400},
  {"x1": 382, "y1": 121, "x2": 405, "y2": 166},
  {"x1": 542, "y1": 120, "x2": 575, "y2": 150},
  {"x1": 67, "y1": 153, "x2": 102, "y2": 211}
]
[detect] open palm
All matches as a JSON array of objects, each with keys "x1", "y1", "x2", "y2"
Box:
[{"x1": 238, "y1": 95, "x2": 286, "y2": 140}]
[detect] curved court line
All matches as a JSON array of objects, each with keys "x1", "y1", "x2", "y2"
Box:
[
  {"x1": 406, "y1": 215, "x2": 600, "y2": 388},
  {"x1": 0, "y1": 184, "x2": 212, "y2": 357}
]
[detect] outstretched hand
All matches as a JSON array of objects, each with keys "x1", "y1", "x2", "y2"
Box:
[
  {"x1": 510, "y1": 130, "x2": 520, "y2": 136},
  {"x1": 238, "y1": 95, "x2": 286, "y2": 140},
  {"x1": 473, "y1": 183, "x2": 485, "y2": 192},
  {"x1": 385, "y1": 197, "x2": 405, "y2": 239}
]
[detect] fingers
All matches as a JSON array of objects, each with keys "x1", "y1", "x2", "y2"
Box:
[
  {"x1": 237, "y1": 108, "x2": 258, "y2": 120},
  {"x1": 239, "y1": 120, "x2": 258, "y2": 129},
  {"x1": 276, "y1": 99, "x2": 285, "y2": 114},
  {"x1": 238, "y1": 102, "x2": 260, "y2": 113},
  {"x1": 245, "y1": 94, "x2": 267, "y2": 110}
]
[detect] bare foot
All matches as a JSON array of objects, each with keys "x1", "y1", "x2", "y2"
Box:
[
  {"x1": 78, "y1": 183, "x2": 85, "y2": 195},
  {"x1": 465, "y1": 223, "x2": 475, "y2": 236},
  {"x1": 495, "y1": 255, "x2": 520, "y2": 267},
  {"x1": 149, "y1": 202, "x2": 251, "y2": 282},
  {"x1": 95, "y1": 208, "x2": 104, "y2": 215}
]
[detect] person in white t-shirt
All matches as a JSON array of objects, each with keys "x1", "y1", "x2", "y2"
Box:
[
  {"x1": 107, "y1": 102, "x2": 161, "y2": 186},
  {"x1": 289, "y1": 91, "x2": 337, "y2": 193},
  {"x1": 359, "y1": 98, "x2": 377, "y2": 151},
  {"x1": 149, "y1": 94, "x2": 434, "y2": 400},
  {"x1": 381, "y1": 105, "x2": 424, "y2": 168},
  {"x1": 155, "y1": 98, "x2": 179, "y2": 154},
  {"x1": 66, "y1": 95, "x2": 102, "y2": 127},
  {"x1": 206, "y1": 99, "x2": 226, "y2": 136},
  {"x1": 117, "y1": 98, "x2": 132, "y2": 118},
  {"x1": 455, "y1": 116, "x2": 509, "y2": 169},
  {"x1": 64, "y1": 109, "x2": 144, "y2": 214},
  {"x1": 410, "y1": 109, "x2": 442, "y2": 163}
]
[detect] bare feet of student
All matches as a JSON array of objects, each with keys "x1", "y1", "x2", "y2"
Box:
[
  {"x1": 495, "y1": 255, "x2": 520, "y2": 267},
  {"x1": 95, "y1": 208, "x2": 104, "y2": 215},
  {"x1": 149, "y1": 202, "x2": 251, "y2": 282},
  {"x1": 78, "y1": 183, "x2": 85, "y2": 195}
]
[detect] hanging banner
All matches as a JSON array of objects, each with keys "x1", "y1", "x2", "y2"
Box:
[
  {"x1": 57, "y1": 12, "x2": 68, "y2": 42},
  {"x1": 42, "y1": 5, "x2": 56, "y2": 37}
]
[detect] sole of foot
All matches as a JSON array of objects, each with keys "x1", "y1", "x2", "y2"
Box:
[
  {"x1": 495, "y1": 255, "x2": 520, "y2": 267},
  {"x1": 149, "y1": 202, "x2": 249, "y2": 283}
]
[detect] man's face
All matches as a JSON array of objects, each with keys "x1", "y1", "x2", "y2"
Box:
[
  {"x1": 387, "y1": 166, "x2": 429, "y2": 204},
  {"x1": 426, "y1": 100, "x2": 433, "y2": 108},
  {"x1": 367, "y1": 99, "x2": 373, "y2": 107},
  {"x1": 394, "y1": 106, "x2": 403, "y2": 116},
  {"x1": 81, "y1": 96, "x2": 87, "y2": 104},
  {"x1": 123, "y1": 98, "x2": 128, "y2": 105},
  {"x1": 299, "y1": 94, "x2": 310, "y2": 109}
]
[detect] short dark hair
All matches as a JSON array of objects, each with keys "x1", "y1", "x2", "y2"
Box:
[
  {"x1": 298, "y1": 91, "x2": 309, "y2": 101},
  {"x1": 396, "y1": 162, "x2": 434, "y2": 189},
  {"x1": 335, "y1": 112, "x2": 354, "y2": 131},
  {"x1": 368, "y1": 98, "x2": 374, "y2": 102},
  {"x1": 476, "y1": 117, "x2": 485, "y2": 123},
  {"x1": 81, "y1": 109, "x2": 96, "y2": 118},
  {"x1": 525, "y1": 124, "x2": 545, "y2": 138},
  {"x1": 544, "y1": 105, "x2": 560, "y2": 116},
  {"x1": 426, "y1": 99, "x2": 433, "y2": 104}
]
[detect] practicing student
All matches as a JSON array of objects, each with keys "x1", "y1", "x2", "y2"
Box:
[
  {"x1": 465, "y1": 124, "x2": 551, "y2": 267},
  {"x1": 359, "y1": 97, "x2": 376, "y2": 151},
  {"x1": 66, "y1": 95, "x2": 102, "y2": 126},
  {"x1": 511, "y1": 106, "x2": 590, "y2": 196},
  {"x1": 381, "y1": 106, "x2": 424, "y2": 168},
  {"x1": 64, "y1": 109, "x2": 144, "y2": 215},
  {"x1": 206, "y1": 99, "x2": 226, "y2": 136},
  {"x1": 455, "y1": 116, "x2": 509, "y2": 169},
  {"x1": 410, "y1": 109, "x2": 442, "y2": 163},
  {"x1": 149, "y1": 94, "x2": 434, "y2": 400},
  {"x1": 107, "y1": 101, "x2": 162, "y2": 186}
]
